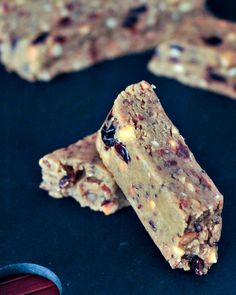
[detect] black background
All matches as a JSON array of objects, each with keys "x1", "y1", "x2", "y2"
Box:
[{"x1": 0, "y1": 1, "x2": 236, "y2": 294}]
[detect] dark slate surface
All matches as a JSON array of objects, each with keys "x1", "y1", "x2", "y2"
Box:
[{"x1": 0, "y1": 1, "x2": 236, "y2": 294}]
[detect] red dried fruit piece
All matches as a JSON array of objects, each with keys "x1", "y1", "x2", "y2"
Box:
[
  {"x1": 148, "y1": 220, "x2": 157, "y2": 231},
  {"x1": 101, "y1": 122, "x2": 116, "y2": 147},
  {"x1": 114, "y1": 142, "x2": 131, "y2": 164},
  {"x1": 129, "y1": 5, "x2": 148, "y2": 14},
  {"x1": 176, "y1": 141, "x2": 190, "y2": 159},
  {"x1": 157, "y1": 148, "x2": 169, "y2": 157},
  {"x1": 59, "y1": 166, "x2": 84, "y2": 189},
  {"x1": 166, "y1": 160, "x2": 177, "y2": 167},
  {"x1": 101, "y1": 184, "x2": 112, "y2": 195},
  {"x1": 200, "y1": 176, "x2": 211, "y2": 190},
  {"x1": 170, "y1": 44, "x2": 185, "y2": 51},
  {"x1": 54, "y1": 35, "x2": 67, "y2": 44},
  {"x1": 194, "y1": 222, "x2": 203, "y2": 233},
  {"x1": 101, "y1": 199, "x2": 112, "y2": 206},
  {"x1": 32, "y1": 32, "x2": 49, "y2": 45},
  {"x1": 58, "y1": 17, "x2": 72, "y2": 27},
  {"x1": 137, "y1": 114, "x2": 145, "y2": 120},
  {"x1": 101, "y1": 113, "x2": 117, "y2": 147},
  {"x1": 59, "y1": 175, "x2": 70, "y2": 189},
  {"x1": 207, "y1": 68, "x2": 227, "y2": 83},
  {"x1": 180, "y1": 198, "x2": 189, "y2": 209},
  {"x1": 190, "y1": 256, "x2": 204, "y2": 275},
  {"x1": 202, "y1": 36, "x2": 222, "y2": 46},
  {"x1": 122, "y1": 14, "x2": 138, "y2": 28}
]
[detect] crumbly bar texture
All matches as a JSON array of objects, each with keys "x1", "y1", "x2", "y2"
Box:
[
  {"x1": 39, "y1": 133, "x2": 129, "y2": 215},
  {"x1": 96, "y1": 81, "x2": 223, "y2": 274},
  {"x1": 0, "y1": 0, "x2": 205, "y2": 81},
  {"x1": 148, "y1": 15, "x2": 236, "y2": 99}
]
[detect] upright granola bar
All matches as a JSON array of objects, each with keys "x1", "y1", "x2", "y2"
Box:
[
  {"x1": 96, "y1": 81, "x2": 223, "y2": 274},
  {"x1": 39, "y1": 133, "x2": 129, "y2": 215},
  {"x1": 0, "y1": 0, "x2": 205, "y2": 81},
  {"x1": 148, "y1": 15, "x2": 236, "y2": 99}
]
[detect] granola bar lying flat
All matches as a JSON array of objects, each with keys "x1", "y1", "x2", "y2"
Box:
[
  {"x1": 96, "y1": 81, "x2": 223, "y2": 274},
  {"x1": 0, "y1": 0, "x2": 205, "y2": 81},
  {"x1": 148, "y1": 15, "x2": 236, "y2": 99},
  {"x1": 39, "y1": 133, "x2": 129, "y2": 215}
]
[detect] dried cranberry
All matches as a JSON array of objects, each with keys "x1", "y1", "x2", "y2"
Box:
[
  {"x1": 170, "y1": 44, "x2": 184, "y2": 51},
  {"x1": 129, "y1": 5, "x2": 148, "y2": 14},
  {"x1": 101, "y1": 122, "x2": 116, "y2": 147},
  {"x1": 202, "y1": 36, "x2": 222, "y2": 46},
  {"x1": 10, "y1": 36, "x2": 19, "y2": 49},
  {"x1": 32, "y1": 32, "x2": 49, "y2": 45},
  {"x1": 166, "y1": 160, "x2": 177, "y2": 167},
  {"x1": 101, "y1": 199, "x2": 112, "y2": 206},
  {"x1": 63, "y1": 165, "x2": 75, "y2": 178},
  {"x1": 114, "y1": 142, "x2": 131, "y2": 164},
  {"x1": 200, "y1": 176, "x2": 211, "y2": 190},
  {"x1": 122, "y1": 14, "x2": 138, "y2": 28},
  {"x1": 59, "y1": 166, "x2": 83, "y2": 189},
  {"x1": 176, "y1": 141, "x2": 190, "y2": 159},
  {"x1": 54, "y1": 35, "x2": 67, "y2": 44},
  {"x1": 86, "y1": 176, "x2": 101, "y2": 184},
  {"x1": 169, "y1": 57, "x2": 179, "y2": 63},
  {"x1": 194, "y1": 222, "x2": 202, "y2": 233},
  {"x1": 75, "y1": 169, "x2": 84, "y2": 182},
  {"x1": 190, "y1": 256, "x2": 204, "y2": 275},
  {"x1": 207, "y1": 68, "x2": 226, "y2": 83},
  {"x1": 59, "y1": 175, "x2": 70, "y2": 189},
  {"x1": 148, "y1": 220, "x2": 157, "y2": 231},
  {"x1": 89, "y1": 41, "x2": 98, "y2": 61},
  {"x1": 157, "y1": 148, "x2": 169, "y2": 157},
  {"x1": 66, "y1": 3, "x2": 78, "y2": 11},
  {"x1": 137, "y1": 114, "x2": 145, "y2": 120},
  {"x1": 58, "y1": 17, "x2": 72, "y2": 27},
  {"x1": 101, "y1": 184, "x2": 112, "y2": 195},
  {"x1": 180, "y1": 198, "x2": 189, "y2": 209}
]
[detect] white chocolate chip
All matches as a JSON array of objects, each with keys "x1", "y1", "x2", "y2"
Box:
[
  {"x1": 207, "y1": 249, "x2": 217, "y2": 264},
  {"x1": 105, "y1": 17, "x2": 118, "y2": 29},
  {"x1": 79, "y1": 25, "x2": 91, "y2": 35},
  {"x1": 228, "y1": 67, "x2": 236, "y2": 77},
  {"x1": 27, "y1": 47, "x2": 39, "y2": 62},
  {"x1": 151, "y1": 140, "x2": 159, "y2": 147},
  {"x1": 187, "y1": 182, "x2": 195, "y2": 192},
  {"x1": 171, "y1": 126, "x2": 179, "y2": 135},
  {"x1": 172, "y1": 246, "x2": 185, "y2": 257},
  {"x1": 170, "y1": 48, "x2": 182, "y2": 58},
  {"x1": 51, "y1": 44, "x2": 63, "y2": 57},
  {"x1": 180, "y1": 192, "x2": 187, "y2": 197},
  {"x1": 173, "y1": 64, "x2": 184, "y2": 73},
  {"x1": 149, "y1": 200, "x2": 156, "y2": 210},
  {"x1": 169, "y1": 139, "x2": 177, "y2": 151},
  {"x1": 117, "y1": 125, "x2": 135, "y2": 142},
  {"x1": 39, "y1": 71, "x2": 51, "y2": 81},
  {"x1": 179, "y1": 176, "x2": 186, "y2": 184},
  {"x1": 72, "y1": 61, "x2": 81, "y2": 70},
  {"x1": 179, "y1": 2, "x2": 192, "y2": 12},
  {"x1": 44, "y1": 4, "x2": 52, "y2": 12}
]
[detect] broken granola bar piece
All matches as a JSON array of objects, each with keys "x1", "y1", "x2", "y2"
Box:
[
  {"x1": 148, "y1": 15, "x2": 236, "y2": 99},
  {"x1": 96, "y1": 81, "x2": 223, "y2": 274},
  {"x1": 0, "y1": 0, "x2": 205, "y2": 81},
  {"x1": 39, "y1": 133, "x2": 129, "y2": 215}
]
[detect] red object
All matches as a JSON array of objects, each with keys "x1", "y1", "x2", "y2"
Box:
[{"x1": 0, "y1": 274, "x2": 59, "y2": 295}]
